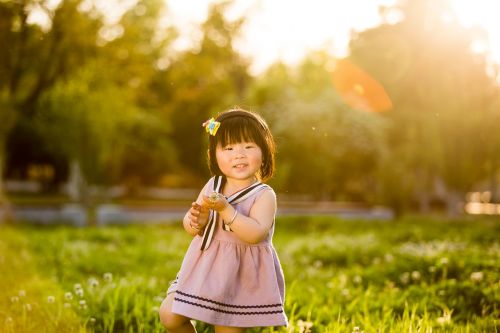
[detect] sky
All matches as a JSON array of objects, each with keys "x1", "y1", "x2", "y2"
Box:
[
  {"x1": 28, "y1": 0, "x2": 500, "y2": 75},
  {"x1": 165, "y1": 0, "x2": 398, "y2": 74},
  {"x1": 164, "y1": 0, "x2": 500, "y2": 75}
]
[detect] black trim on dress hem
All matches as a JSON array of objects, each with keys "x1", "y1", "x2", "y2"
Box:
[
  {"x1": 176, "y1": 290, "x2": 282, "y2": 309},
  {"x1": 174, "y1": 297, "x2": 284, "y2": 315}
]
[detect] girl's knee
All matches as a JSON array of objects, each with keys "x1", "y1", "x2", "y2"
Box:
[{"x1": 158, "y1": 297, "x2": 187, "y2": 330}]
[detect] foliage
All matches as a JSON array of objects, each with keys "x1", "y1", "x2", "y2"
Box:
[
  {"x1": 348, "y1": 0, "x2": 500, "y2": 213},
  {"x1": 1, "y1": 0, "x2": 499, "y2": 216},
  {"x1": 0, "y1": 216, "x2": 498, "y2": 332},
  {"x1": 248, "y1": 54, "x2": 388, "y2": 201},
  {"x1": 155, "y1": 1, "x2": 251, "y2": 181}
]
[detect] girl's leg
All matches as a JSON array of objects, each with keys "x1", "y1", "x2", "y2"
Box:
[
  {"x1": 214, "y1": 326, "x2": 246, "y2": 333},
  {"x1": 159, "y1": 292, "x2": 196, "y2": 333}
]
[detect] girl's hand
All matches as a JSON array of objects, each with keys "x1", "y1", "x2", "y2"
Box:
[
  {"x1": 188, "y1": 202, "x2": 209, "y2": 231},
  {"x1": 202, "y1": 192, "x2": 229, "y2": 212}
]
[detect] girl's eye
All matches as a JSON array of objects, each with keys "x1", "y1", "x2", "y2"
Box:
[
  {"x1": 245, "y1": 145, "x2": 254, "y2": 149},
  {"x1": 224, "y1": 147, "x2": 233, "y2": 151}
]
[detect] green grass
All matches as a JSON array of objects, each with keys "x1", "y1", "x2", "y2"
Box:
[{"x1": 0, "y1": 216, "x2": 498, "y2": 332}]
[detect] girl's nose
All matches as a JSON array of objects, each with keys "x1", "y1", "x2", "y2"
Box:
[{"x1": 234, "y1": 146, "x2": 246, "y2": 157}]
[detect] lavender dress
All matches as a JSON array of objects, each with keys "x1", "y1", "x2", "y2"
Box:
[{"x1": 167, "y1": 177, "x2": 288, "y2": 328}]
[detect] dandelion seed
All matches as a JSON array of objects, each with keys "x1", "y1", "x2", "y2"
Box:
[
  {"x1": 470, "y1": 271, "x2": 484, "y2": 283},
  {"x1": 353, "y1": 275, "x2": 362, "y2": 285},
  {"x1": 47, "y1": 296, "x2": 55, "y2": 303},
  {"x1": 10, "y1": 296, "x2": 19, "y2": 303},
  {"x1": 439, "y1": 257, "x2": 449, "y2": 266},
  {"x1": 76, "y1": 288, "x2": 84, "y2": 298},
  {"x1": 313, "y1": 260, "x2": 323, "y2": 268},
  {"x1": 436, "y1": 310, "x2": 452, "y2": 325},
  {"x1": 88, "y1": 278, "x2": 99, "y2": 288},
  {"x1": 411, "y1": 270, "x2": 421, "y2": 281},
  {"x1": 25, "y1": 303, "x2": 32, "y2": 311},
  {"x1": 400, "y1": 272, "x2": 410, "y2": 285},
  {"x1": 89, "y1": 317, "x2": 96, "y2": 324},
  {"x1": 74, "y1": 283, "x2": 82, "y2": 293},
  {"x1": 64, "y1": 303, "x2": 71, "y2": 308},
  {"x1": 79, "y1": 300, "x2": 86, "y2": 306},
  {"x1": 341, "y1": 289, "x2": 350, "y2": 298},
  {"x1": 297, "y1": 319, "x2": 313, "y2": 333},
  {"x1": 18, "y1": 290, "x2": 26, "y2": 297},
  {"x1": 103, "y1": 272, "x2": 113, "y2": 282},
  {"x1": 65, "y1": 292, "x2": 73, "y2": 300}
]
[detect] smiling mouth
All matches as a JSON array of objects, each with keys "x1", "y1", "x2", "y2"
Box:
[{"x1": 233, "y1": 164, "x2": 248, "y2": 169}]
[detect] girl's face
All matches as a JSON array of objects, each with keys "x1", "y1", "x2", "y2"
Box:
[{"x1": 215, "y1": 141, "x2": 263, "y2": 183}]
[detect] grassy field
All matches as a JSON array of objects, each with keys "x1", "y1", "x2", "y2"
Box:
[{"x1": 0, "y1": 215, "x2": 498, "y2": 332}]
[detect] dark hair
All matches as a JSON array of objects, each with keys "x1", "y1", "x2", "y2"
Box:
[{"x1": 207, "y1": 108, "x2": 276, "y2": 181}]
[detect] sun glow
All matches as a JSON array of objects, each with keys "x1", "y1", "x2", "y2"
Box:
[{"x1": 450, "y1": 0, "x2": 500, "y2": 65}]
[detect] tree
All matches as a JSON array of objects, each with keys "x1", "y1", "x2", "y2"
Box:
[
  {"x1": 348, "y1": 0, "x2": 500, "y2": 214},
  {"x1": 156, "y1": 1, "x2": 251, "y2": 184},
  {"x1": 0, "y1": 0, "x2": 101, "y2": 207},
  {"x1": 248, "y1": 52, "x2": 388, "y2": 201}
]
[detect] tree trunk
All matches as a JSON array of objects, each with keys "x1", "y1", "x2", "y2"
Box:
[
  {"x1": 0, "y1": 101, "x2": 18, "y2": 224},
  {"x1": 67, "y1": 159, "x2": 84, "y2": 202},
  {"x1": 0, "y1": 138, "x2": 15, "y2": 224},
  {"x1": 446, "y1": 190, "x2": 464, "y2": 218},
  {"x1": 67, "y1": 159, "x2": 96, "y2": 225}
]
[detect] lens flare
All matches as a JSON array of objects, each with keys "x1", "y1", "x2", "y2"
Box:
[{"x1": 332, "y1": 59, "x2": 393, "y2": 113}]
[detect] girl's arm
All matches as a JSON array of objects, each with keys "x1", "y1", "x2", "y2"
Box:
[
  {"x1": 182, "y1": 182, "x2": 211, "y2": 236},
  {"x1": 203, "y1": 189, "x2": 276, "y2": 244}
]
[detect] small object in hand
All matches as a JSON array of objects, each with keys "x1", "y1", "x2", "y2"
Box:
[
  {"x1": 190, "y1": 222, "x2": 199, "y2": 230},
  {"x1": 209, "y1": 192, "x2": 220, "y2": 203}
]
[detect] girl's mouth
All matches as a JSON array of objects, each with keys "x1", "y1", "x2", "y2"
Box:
[{"x1": 233, "y1": 163, "x2": 248, "y2": 169}]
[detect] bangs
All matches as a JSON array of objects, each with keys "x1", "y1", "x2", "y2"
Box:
[
  {"x1": 207, "y1": 108, "x2": 276, "y2": 181},
  {"x1": 214, "y1": 117, "x2": 264, "y2": 147}
]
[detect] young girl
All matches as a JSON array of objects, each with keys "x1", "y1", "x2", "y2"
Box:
[{"x1": 159, "y1": 108, "x2": 288, "y2": 333}]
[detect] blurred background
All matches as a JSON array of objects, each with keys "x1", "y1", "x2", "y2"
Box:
[{"x1": 1, "y1": 0, "x2": 500, "y2": 224}]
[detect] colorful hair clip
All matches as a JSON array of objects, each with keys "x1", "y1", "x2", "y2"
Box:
[{"x1": 202, "y1": 117, "x2": 221, "y2": 136}]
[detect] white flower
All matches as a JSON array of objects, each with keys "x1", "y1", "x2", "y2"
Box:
[
  {"x1": 74, "y1": 283, "x2": 82, "y2": 292},
  {"x1": 47, "y1": 296, "x2": 55, "y2": 303},
  {"x1": 411, "y1": 271, "x2": 421, "y2": 281},
  {"x1": 76, "y1": 288, "x2": 84, "y2": 298},
  {"x1": 439, "y1": 257, "x2": 449, "y2": 266},
  {"x1": 297, "y1": 319, "x2": 313, "y2": 333},
  {"x1": 65, "y1": 292, "x2": 73, "y2": 300},
  {"x1": 89, "y1": 317, "x2": 96, "y2": 324},
  {"x1": 10, "y1": 296, "x2": 19, "y2": 303},
  {"x1": 436, "y1": 310, "x2": 452, "y2": 325},
  {"x1": 88, "y1": 278, "x2": 99, "y2": 288},
  {"x1": 103, "y1": 273, "x2": 113, "y2": 282},
  {"x1": 353, "y1": 275, "x2": 362, "y2": 285},
  {"x1": 400, "y1": 272, "x2": 410, "y2": 285},
  {"x1": 79, "y1": 300, "x2": 87, "y2": 310},
  {"x1": 470, "y1": 271, "x2": 484, "y2": 283}
]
